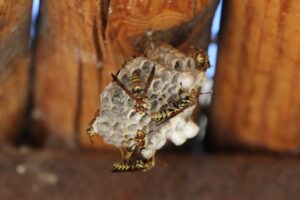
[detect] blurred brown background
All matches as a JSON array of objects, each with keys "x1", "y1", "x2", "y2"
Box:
[{"x1": 0, "y1": 0, "x2": 300, "y2": 199}]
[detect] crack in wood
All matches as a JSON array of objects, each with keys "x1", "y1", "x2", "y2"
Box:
[
  {"x1": 134, "y1": 0, "x2": 219, "y2": 50},
  {"x1": 92, "y1": 17, "x2": 102, "y2": 64},
  {"x1": 100, "y1": 0, "x2": 110, "y2": 40},
  {"x1": 74, "y1": 56, "x2": 83, "y2": 147}
]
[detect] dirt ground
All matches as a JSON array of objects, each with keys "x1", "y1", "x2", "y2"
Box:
[{"x1": 0, "y1": 147, "x2": 299, "y2": 200}]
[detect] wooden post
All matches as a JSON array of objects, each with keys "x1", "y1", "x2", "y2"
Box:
[
  {"x1": 0, "y1": 0, "x2": 32, "y2": 144},
  {"x1": 210, "y1": 1, "x2": 300, "y2": 152},
  {"x1": 33, "y1": 0, "x2": 219, "y2": 148}
]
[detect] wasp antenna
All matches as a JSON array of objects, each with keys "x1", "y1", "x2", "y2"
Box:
[
  {"x1": 118, "y1": 148, "x2": 125, "y2": 160},
  {"x1": 111, "y1": 73, "x2": 117, "y2": 80},
  {"x1": 88, "y1": 134, "x2": 95, "y2": 145},
  {"x1": 115, "y1": 69, "x2": 121, "y2": 76},
  {"x1": 200, "y1": 91, "x2": 213, "y2": 95},
  {"x1": 89, "y1": 137, "x2": 95, "y2": 145},
  {"x1": 144, "y1": 65, "x2": 156, "y2": 94}
]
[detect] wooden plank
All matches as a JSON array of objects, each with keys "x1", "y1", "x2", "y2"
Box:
[
  {"x1": 33, "y1": 0, "x2": 218, "y2": 148},
  {"x1": 210, "y1": 1, "x2": 300, "y2": 152},
  {"x1": 33, "y1": 1, "x2": 100, "y2": 148},
  {"x1": 1, "y1": 150, "x2": 300, "y2": 199},
  {"x1": 0, "y1": 0, "x2": 32, "y2": 143}
]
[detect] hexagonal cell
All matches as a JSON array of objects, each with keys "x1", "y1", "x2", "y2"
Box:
[
  {"x1": 111, "y1": 93, "x2": 125, "y2": 105},
  {"x1": 178, "y1": 73, "x2": 195, "y2": 89},
  {"x1": 111, "y1": 107, "x2": 124, "y2": 118},
  {"x1": 184, "y1": 57, "x2": 195, "y2": 70},
  {"x1": 158, "y1": 95, "x2": 165, "y2": 103},
  {"x1": 171, "y1": 73, "x2": 180, "y2": 84},
  {"x1": 167, "y1": 129, "x2": 187, "y2": 146},
  {"x1": 99, "y1": 109, "x2": 113, "y2": 121},
  {"x1": 127, "y1": 124, "x2": 139, "y2": 132},
  {"x1": 167, "y1": 84, "x2": 179, "y2": 94},
  {"x1": 97, "y1": 122, "x2": 111, "y2": 133},
  {"x1": 127, "y1": 98, "x2": 135, "y2": 107},
  {"x1": 112, "y1": 122, "x2": 123, "y2": 133},
  {"x1": 183, "y1": 120, "x2": 200, "y2": 139},
  {"x1": 172, "y1": 59, "x2": 184, "y2": 72},
  {"x1": 159, "y1": 70, "x2": 172, "y2": 82},
  {"x1": 149, "y1": 93, "x2": 157, "y2": 100},
  {"x1": 101, "y1": 90, "x2": 111, "y2": 103},
  {"x1": 150, "y1": 100, "x2": 159, "y2": 111},
  {"x1": 152, "y1": 80, "x2": 163, "y2": 92},
  {"x1": 120, "y1": 73, "x2": 131, "y2": 86},
  {"x1": 161, "y1": 82, "x2": 171, "y2": 93},
  {"x1": 141, "y1": 60, "x2": 153, "y2": 71}
]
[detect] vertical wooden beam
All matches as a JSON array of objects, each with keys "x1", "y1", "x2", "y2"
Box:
[
  {"x1": 210, "y1": 1, "x2": 300, "y2": 152},
  {"x1": 0, "y1": 0, "x2": 32, "y2": 143},
  {"x1": 33, "y1": 1, "x2": 101, "y2": 148}
]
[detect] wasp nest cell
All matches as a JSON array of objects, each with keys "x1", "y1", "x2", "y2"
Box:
[{"x1": 89, "y1": 42, "x2": 208, "y2": 159}]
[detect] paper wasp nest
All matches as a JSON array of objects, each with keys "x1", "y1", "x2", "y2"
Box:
[{"x1": 90, "y1": 42, "x2": 206, "y2": 159}]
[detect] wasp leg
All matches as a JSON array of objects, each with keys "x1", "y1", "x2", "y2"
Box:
[
  {"x1": 118, "y1": 148, "x2": 125, "y2": 161},
  {"x1": 86, "y1": 127, "x2": 97, "y2": 144},
  {"x1": 112, "y1": 162, "x2": 131, "y2": 172},
  {"x1": 144, "y1": 66, "x2": 156, "y2": 95},
  {"x1": 111, "y1": 73, "x2": 134, "y2": 99}
]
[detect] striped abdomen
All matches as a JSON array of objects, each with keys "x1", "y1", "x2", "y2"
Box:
[
  {"x1": 151, "y1": 95, "x2": 196, "y2": 122},
  {"x1": 131, "y1": 70, "x2": 143, "y2": 95},
  {"x1": 112, "y1": 160, "x2": 151, "y2": 172}
]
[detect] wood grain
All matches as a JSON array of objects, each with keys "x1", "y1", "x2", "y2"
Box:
[
  {"x1": 0, "y1": 0, "x2": 32, "y2": 143},
  {"x1": 210, "y1": 0, "x2": 300, "y2": 152}
]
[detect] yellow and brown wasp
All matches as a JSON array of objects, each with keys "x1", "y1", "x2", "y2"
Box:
[
  {"x1": 111, "y1": 65, "x2": 156, "y2": 118},
  {"x1": 193, "y1": 49, "x2": 211, "y2": 71},
  {"x1": 188, "y1": 47, "x2": 211, "y2": 71},
  {"x1": 112, "y1": 127, "x2": 155, "y2": 172},
  {"x1": 151, "y1": 87, "x2": 212, "y2": 125}
]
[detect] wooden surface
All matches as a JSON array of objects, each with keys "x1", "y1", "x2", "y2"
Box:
[
  {"x1": 0, "y1": 0, "x2": 32, "y2": 143},
  {"x1": 33, "y1": 0, "x2": 218, "y2": 148},
  {"x1": 210, "y1": 1, "x2": 300, "y2": 152},
  {"x1": 1, "y1": 148, "x2": 300, "y2": 200}
]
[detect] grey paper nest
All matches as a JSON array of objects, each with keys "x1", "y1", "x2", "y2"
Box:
[{"x1": 89, "y1": 42, "x2": 207, "y2": 159}]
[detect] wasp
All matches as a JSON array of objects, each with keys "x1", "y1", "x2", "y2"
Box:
[
  {"x1": 111, "y1": 65, "x2": 155, "y2": 118},
  {"x1": 189, "y1": 47, "x2": 211, "y2": 71},
  {"x1": 112, "y1": 156, "x2": 155, "y2": 172},
  {"x1": 151, "y1": 88, "x2": 212, "y2": 125},
  {"x1": 112, "y1": 127, "x2": 156, "y2": 172},
  {"x1": 194, "y1": 49, "x2": 210, "y2": 71}
]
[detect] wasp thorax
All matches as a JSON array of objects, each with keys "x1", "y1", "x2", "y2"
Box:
[{"x1": 135, "y1": 105, "x2": 146, "y2": 113}]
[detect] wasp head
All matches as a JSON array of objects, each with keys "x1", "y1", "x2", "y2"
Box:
[{"x1": 194, "y1": 49, "x2": 210, "y2": 71}]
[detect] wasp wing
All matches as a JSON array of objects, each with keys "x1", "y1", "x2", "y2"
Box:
[
  {"x1": 143, "y1": 66, "x2": 156, "y2": 96},
  {"x1": 111, "y1": 73, "x2": 134, "y2": 99}
]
